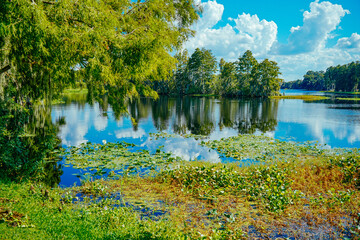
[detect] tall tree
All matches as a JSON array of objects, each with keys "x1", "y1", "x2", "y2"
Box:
[
  {"x1": 186, "y1": 48, "x2": 217, "y2": 94},
  {"x1": 0, "y1": 0, "x2": 200, "y2": 104},
  {"x1": 218, "y1": 58, "x2": 237, "y2": 95},
  {"x1": 250, "y1": 59, "x2": 283, "y2": 97},
  {"x1": 236, "y1": 50, "x2": 258, "y2": 96}
]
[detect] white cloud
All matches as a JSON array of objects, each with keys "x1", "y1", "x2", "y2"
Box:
[
  {"x1": 184, "y1": 0, "x2": 359, "y2": 81},
  {"x1": 273, "y1": 47, "x2": 355, "y2": 80},
  {"x1": 184, "y1": 1, "x2": 277, "y2": 59},
  {"x1": 272, "y1": 0, "x2": 349, "y2": 55},
  {"x1": 336, "y1": 33, "x2": 360, "y2": 50}
]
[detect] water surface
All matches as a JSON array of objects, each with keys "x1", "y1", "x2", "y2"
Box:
[{"x1": 50, "y1": 90, "x2": 360, "y2": 186}]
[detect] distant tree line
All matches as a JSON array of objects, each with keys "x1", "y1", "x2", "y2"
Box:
[
  {"x1": 282, "y1": 62, "x2": 360, "y2": 92},
  {"x1": 149, "y1": 49, "x2": 283, "y2": 97}
]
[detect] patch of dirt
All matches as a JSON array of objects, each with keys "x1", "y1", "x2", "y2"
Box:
[{"x1": 0, "y1": 207, "x2": 24, "y2": 227}]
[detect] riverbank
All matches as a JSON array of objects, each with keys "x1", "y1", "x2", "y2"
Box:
[{"x1": 1, "y1": 135, "x2": 359, "y2": 239}]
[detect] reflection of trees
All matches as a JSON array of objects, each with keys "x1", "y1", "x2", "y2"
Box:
[
  {"x1": 128, "y1": 98, "x2": 152, "y2": 131},
  {"x1": 179, "y1": 97, "x2": 216, "y2": 135},
  {"x1": 151, "y1": 96, "x2": 174, "y2": 131},
  {"x1": 0, "y1": 101, "x2": 63, "y2": 185},
  {"x1": 121, "y1": 96, "x2": 279, "y2": 136},
  {"x1": 27, "y1": 105, "x2": 64, "y2": 186},
  {"x1": 219, "y1": 98, "x2": 279, "y2": 134}
]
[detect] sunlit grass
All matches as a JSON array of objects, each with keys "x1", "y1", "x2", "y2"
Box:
[
  {"x1": 337, "y1": 97, "x2": 360, "y2": 101},
  {"x1": 271, "y1": 95, "x2": 329, "y2": 101},
  {"x1": 62, "y1": 88, "x2": 88, "y2": 94},
  {"x1": 323, "y1": 91, "x2": 360, "y2": 95}
]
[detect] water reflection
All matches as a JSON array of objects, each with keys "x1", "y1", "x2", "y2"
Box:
[
  {"x1": 219, "y1": 99, "x2": 278, "y2": 134},
  {"x1": 52, "y1": 92, "x2": 360, "y2": 152},
  {"x1": 123, "y1": 96, "x2": 277, "y2": 136},
  {"x1": 143, "y1": 136, "x2": 221, "y2": 162}
]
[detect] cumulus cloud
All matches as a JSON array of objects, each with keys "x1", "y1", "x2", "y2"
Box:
[
  {"x1": 184, "y1": 0, "x2": 359, "y2": 80},
  {"x1": 272, "y1": 47, "x2": 355, "y2": 80},
  {"x1": 272, "y1": 0, "x2": 349, "y2": 55},
  {"x1": 184, "y1": 1, "x2": 277, "y2": 59},
  {"x1": 336, "y1": 33, "x2": 360, "y2": 50}
]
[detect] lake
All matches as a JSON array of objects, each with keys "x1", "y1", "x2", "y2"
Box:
[{"x1": 50, "y1": 90, "x2": 360, "y2": 186}]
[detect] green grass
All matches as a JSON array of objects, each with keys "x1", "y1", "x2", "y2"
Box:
[
  {"x1": 323, "y1": 91, "x2": 360, "y2": 95},
  {"x1": 188, "y1": 93, "x2": 219, "y2": 97},
  {"x1": 271, "y1": 95, "x2": 329, "y2": 101},
  {"x1": 62, "y1": 88, "x2": 88, "y2": 95},
  {"x1": 1, "y1": 134, "x2": 360, "y2": 239},
  {"x1": 337, "y1": 97, "x2": 360, "y2": 101}
]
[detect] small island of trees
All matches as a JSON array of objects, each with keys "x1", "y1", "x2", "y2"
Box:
[{"x1": 150, "y1": 49, "x2": 283, "y2": 97}]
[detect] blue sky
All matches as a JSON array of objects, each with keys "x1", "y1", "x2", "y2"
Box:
[{"x1": 184, "y1": 0, "x2": 360, "y2": 81}]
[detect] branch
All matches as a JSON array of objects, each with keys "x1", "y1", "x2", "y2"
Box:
[
  {"x1": 69, "y1": 18, "x2": 94, "y2": 28},
  {"x1": 0, "y1": 65, "x2": 11, "y2": 75},
  {"x1": 42, "y1": 1, "x2": 56, "y2": 5}
]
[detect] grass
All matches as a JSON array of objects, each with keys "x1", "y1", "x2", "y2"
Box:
[
  {"x1": 50, "y1": 87, "x2": 88, "y2": 105},
  {"x1": 323, "y1": 91, "x2": 360, "y2": 95},
  {"x1": 271, "y1": 95, "x2": 329, "y2": 101},
  {"x1": 188, "y1": 94, "x2": 219, "y2": 97},
  {"x1": 62, "y1": 88, "x2": 88, "y2": 95},
  {"x1": 337, "y1": 97, "x2": 360, "y2": 101},
  {"x1": 1, "y1": 134, "x2": 360, "y2": 239}
]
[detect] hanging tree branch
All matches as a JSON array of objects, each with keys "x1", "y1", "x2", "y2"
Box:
[{"x1": 0, "y1": 65, "x2": 11, "y2": 75}]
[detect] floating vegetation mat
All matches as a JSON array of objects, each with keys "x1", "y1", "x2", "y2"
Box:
[
  {"x1": 1, "y1": 134, "x2": 360, "y2": 239},
  {"x1": 60, "y1": 141, "x2": 182, "y2": 179}
]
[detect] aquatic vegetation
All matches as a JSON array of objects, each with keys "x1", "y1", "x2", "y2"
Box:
[
  {"x1": 1, "y1": 134, "x2": 360, "y2": 239},
  {"x1": 61, "y1": 141, "x2": 182, "y2": 178},
  {"x1": 201, "y1": 134, "x2": 328, "y2": 163},
  {"x1": 271, "y1": 95, "x2": 329, "y2": 101}
]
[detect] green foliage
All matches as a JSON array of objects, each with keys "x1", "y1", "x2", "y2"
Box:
[
  {"x1": 0, "y1": 0, "x2": 200, "y2": 104},
  {"x1": 283, "y1": 61, "x2": 360, "y2": 92},
  {"x1": 218, "y1": 58, "x2": 237, "y2": 95},
  {"x1": 186, "y1": 48, "x2": 218, "y2": 94},
  {"x1": 329, "y1": 152, "x2": 360, "y2": 187},
  {"x1": 217, "y1": 50, "x2": 283, "y2": 97},
  {"x1": 201, "y1": 134, "x2": 325, "y2": 163},
  {"x1": 164, "y1": 49, "x2": 282, "y2": 97},
  {"x1": 0, "y1": 182, "x2": 184, "y2": 239},
  {"x1": 160, "y1": 162, "x2": 296, "y2": 212}
]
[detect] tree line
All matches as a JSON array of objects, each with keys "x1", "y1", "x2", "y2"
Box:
[
  {"x1": 282, "y1": 61, "x2": 360, "y2": 92},
  {"x1": 150, "y1": 49, "x2": 283, "y2": 97}
]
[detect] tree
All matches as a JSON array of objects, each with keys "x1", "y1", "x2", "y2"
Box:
[
  {"x1": 302, "y1": 71, "x2": 325, "y2": 91},
  {"x1": 173, "y1": 50, "x2": 190, "y2": 94},
  {"x1": 250, "y1": 59, "x2": 283, "y2": 97},
  {"x1": 0, "y1": 0, "x2": 200, "y2": 104},
  {"x1": 186, "y1": 48, "x2": 217, "y2": 94},
  {"x1": 218, "y1": 58, "x2": 237, "y2": 95},
  {"x1": 236, "y1": 50, "x2": 258, "y2": 96}
]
